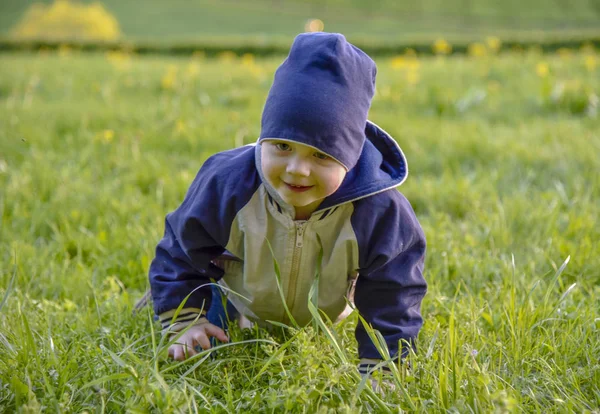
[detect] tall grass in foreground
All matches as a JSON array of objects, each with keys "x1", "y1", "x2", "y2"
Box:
[{"x1": 0, "y1": 50, "x2": 599, "y2": 411}]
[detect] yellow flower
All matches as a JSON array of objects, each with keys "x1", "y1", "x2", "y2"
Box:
[
  {"x1": 248, "y1": 64, "x2": 265, "y2": 79},
  {"x1": 105, "y1": 50, "x2": 131, "y2": 71},
  {"x1": 468, "y1": 43, "x2": 487, "y2": 58},
  {"x1": 584, "y1": 55, "x2": 596, "y2": 72},
  {"x1": 432, "y1": 38, "x2": 452, "y2": 55},
  {"x1": 485, "y1": 36, "x2": 501, "y2": 53},
  {"x1": 406, "y1": 70, "x2": 420, "y2": 85},
  {"x1": 241, "y1": 53, "x2": 255, "y2": 66},
  {"x1": 185, "y1": 62, "x2": 200, "y2": 78},
  {"x1": 175, "y1": 119, "x2": 186, "y2": 134},
  {"x1": 391, "y1": 56, "x2": 406, "y2": 69},
  {"x1": 304, "y1": 19, "x2": 324, "y2": 32},
  {"x1": 58, "y1": 44, "x2": 71, "y2": 57},
  {"x1": 536, "y1": 62, "x2": 549, "y2": 78},
  {"x1": 161, "y1": 65, "x2": 178, "y2": 90},
  {"x1": 218, "y1": 51, "x2": 237, "y2": 62},
  {"x1": 102, "y1": 129, "x2": 114, "y2": 142},
  {"x1": 11, "y1": 0, "x2": 121, "y2": 41},
  {"x1": 391, "y1": 50, "x2": 419, "y2": 70},
  {"x1": 407, "y1": 59, "x2": 420, "y2": 71}
]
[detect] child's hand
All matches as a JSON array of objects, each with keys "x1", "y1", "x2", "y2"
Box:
[{"x1": 168, "y1": 322, "x2": 229, "y2": 361}]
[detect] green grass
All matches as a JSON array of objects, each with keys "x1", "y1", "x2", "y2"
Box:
[
  {"x1": 0, "y1": 48, "x2": 599, "y2": 411},
  {"x1": 1, "y1": 0, "x2": 600, "y2": 42}
]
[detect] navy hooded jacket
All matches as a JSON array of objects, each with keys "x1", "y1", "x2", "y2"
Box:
[{"x1": 149, "y1": 33, "x2": 427, "y2": 360}]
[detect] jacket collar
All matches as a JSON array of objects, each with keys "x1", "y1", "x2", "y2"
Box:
[{"x1": 254, "y1": 120, "x2": 408, "y2": 217}]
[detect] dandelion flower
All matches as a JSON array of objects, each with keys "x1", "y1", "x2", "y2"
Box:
[
  {"x1": 241, "y1": 53, "x2": 255, "y2": 67},
  {"x1": 433, "y1": 38, "x2": 452, "y2": 55},
  {"x1": 391, "y1": 56, "x2": 406, "y2": 69},
  {"x1": 58, "y1": 44, "x2": 71, "y2": 57},
  {"x1": 175, "y1": 119, "x2": 186, "y2": 134},
  {"x1": 106, "y1": 50, "x2": 131, "y2": 71},
  {"x1": 218, "y1": 51, "x2": 237, "y2": 62},
  {"x1": 186, "y1": 62, "x2": 200, "y2": 78},
  {"x1": 485, "y1": 36, "x2": 501, "y2": 53},
  {"x1": 102, "y1": 129, "x2": 114, "y2": 143},
  {"x1": 161, "y1": 65, "x2": 178, "y2": 90},
  {"x1": 536, "y1": 62, "x2": 549, "y2": 78},
  {"x1": 468, "y1": 43, "x2": 487, "y2": 58},
  {"x1": 584, "y1": 55, "x2": 596, "y2": 72}
]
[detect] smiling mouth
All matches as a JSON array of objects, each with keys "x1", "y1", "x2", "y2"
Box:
[{"x1": 284, "y1": 182, "x2": 313, "y2": 192}]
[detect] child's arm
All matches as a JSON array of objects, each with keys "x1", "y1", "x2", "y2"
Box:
[
  {"x1": 352, "y1": 190, "x2": 427, "y2": 362},
  {"x1": 149, "y1": 214, "x2": 225, "y2": 333},
  {"x1": 148, "y1": 146, "x2": 261, "y2": 334}
]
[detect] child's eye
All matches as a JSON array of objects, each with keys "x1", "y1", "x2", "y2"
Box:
[
  {"x1": 275, "y1": 143, "x2": 291, "y2": 151},
  {"x1": 314, "y1": 152, "x2": 330, "y2": 160}
]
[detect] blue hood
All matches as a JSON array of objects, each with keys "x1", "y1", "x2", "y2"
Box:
[
  {"x1": 259, "y1": 32, "x2": 377, "y2": 171},
  {"x1": 256, "y1": 119, "x2": 408, "y2": 214}
]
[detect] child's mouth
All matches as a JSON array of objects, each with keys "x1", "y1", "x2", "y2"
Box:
[{"x1": 284, "y1": 182, "x2": 313, "y2": 193}]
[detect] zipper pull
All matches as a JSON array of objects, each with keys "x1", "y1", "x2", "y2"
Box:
[{"x1": 296, "y1": 223, "x2": 305, "y2": 248}]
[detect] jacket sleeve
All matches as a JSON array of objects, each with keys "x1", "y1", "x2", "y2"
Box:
[
  {"x1": 148, "y1": 145, "x2": 261, "y2": 333},
  {"x1": 352, "y1": 190, "x2": 427, "y2": 360},
  {"x1": 149, "y1": 213, "x2": 225, "y2": 332}
]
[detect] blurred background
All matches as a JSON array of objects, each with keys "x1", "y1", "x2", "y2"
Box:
[
  {"x1": 1, "y1": 1, "x2": 599, "y2": 412},
  {"x1": 1, "y1": 0, "x2": 600, "y2": 52}
]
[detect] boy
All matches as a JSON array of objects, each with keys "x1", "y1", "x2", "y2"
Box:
[{"x1": 147, "y1": 32, "x2": 427, "y2": 371}]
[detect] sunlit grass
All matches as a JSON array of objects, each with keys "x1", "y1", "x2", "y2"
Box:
[{"x1": 0, "y1": 50, "x2": 598, "y2": 411}]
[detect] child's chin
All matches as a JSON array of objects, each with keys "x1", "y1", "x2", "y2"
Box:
[{"x1": 282, "y1": 196, "x2": 313, "y2": 208}]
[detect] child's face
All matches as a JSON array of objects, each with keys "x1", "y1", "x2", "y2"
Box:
[{"x1": 261, "y1": 140, "x2": 347, "y2": 218}]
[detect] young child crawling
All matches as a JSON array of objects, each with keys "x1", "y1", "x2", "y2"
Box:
[{"x1": 146, "y1": 32, "x2": 427, "y2": 374}]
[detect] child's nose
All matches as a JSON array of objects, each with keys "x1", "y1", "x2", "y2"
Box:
[{"x1": 286, "y1": 156, "x2": 310, "y2": 176}]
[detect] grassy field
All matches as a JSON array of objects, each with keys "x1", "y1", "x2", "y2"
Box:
[
  {"x1": 0, "y1": 47, "x2": 599, "y2": 411},
  {"x1": 2, "y1": 0, "x2": 600, "y2": 43}
]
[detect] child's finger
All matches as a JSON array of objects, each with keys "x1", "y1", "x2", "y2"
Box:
[
  {"x1": 170, "y1": 345, "x2": 186, "y2": 361},
  {"x1": 192, "y1": 331, "x2": 212, "y2": 350},
  {"x1": 183, "y1": 339, "x2": 198, "y2": 357},
  {"x1": 204, "y1": 324, "x2": 229, "y2": 342}
]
